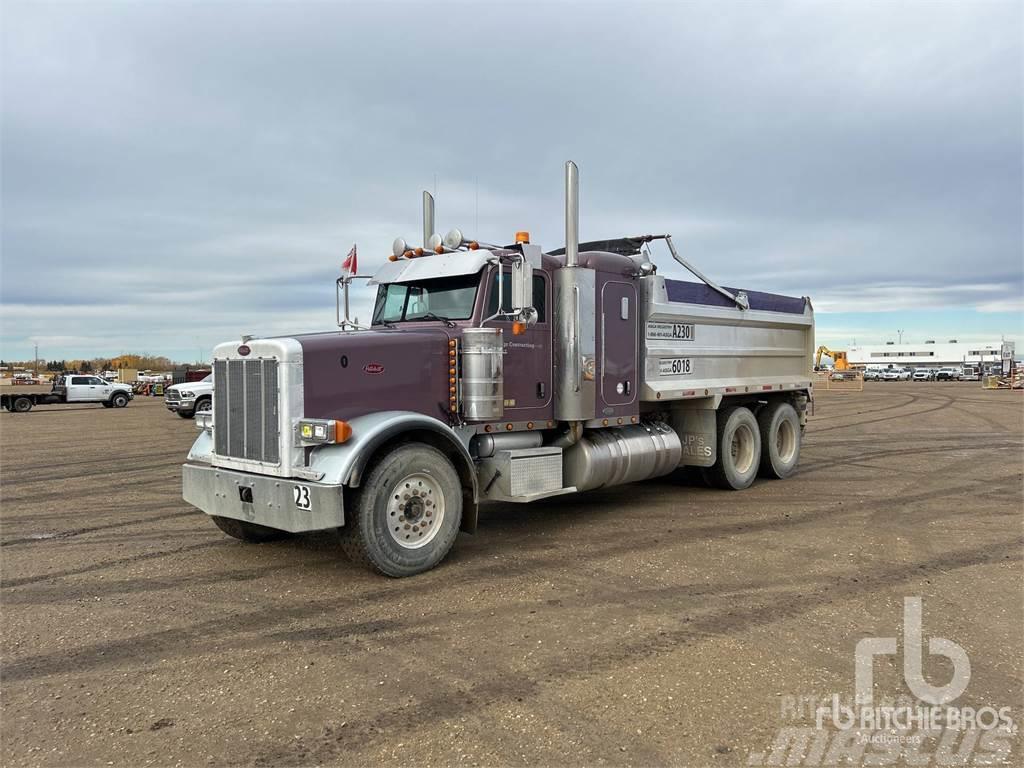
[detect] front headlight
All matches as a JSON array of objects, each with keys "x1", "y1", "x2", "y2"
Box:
[
  {"x1": 180, "y1": 390, "x2": 194, "y2": 398},
  {"x1": 296, "y1": 418, "x2": 353, "y2": 445}
]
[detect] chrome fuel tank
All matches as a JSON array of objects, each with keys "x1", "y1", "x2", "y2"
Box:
[{"x1": 563, "y1": 421, "x2": 682, "y2": 492}]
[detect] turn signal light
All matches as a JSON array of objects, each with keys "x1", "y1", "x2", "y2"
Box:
[{"x1": 334, "y1": 420, "x2": 352, "y2": 443}]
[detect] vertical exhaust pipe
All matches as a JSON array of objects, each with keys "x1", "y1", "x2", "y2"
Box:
[
  {"x1": 422, "y1": 191, "x2": 435, "y2": 247},
  {"x1": 565, "y1": 161, "x2": 579, "y2": 267}
]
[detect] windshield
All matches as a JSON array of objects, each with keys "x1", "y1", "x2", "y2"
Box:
[{"x1": 372, "y1": 274, "x2": 481, "y2": 324}]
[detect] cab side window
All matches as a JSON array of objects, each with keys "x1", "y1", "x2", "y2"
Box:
[
  {"x1": 486, "y1": 272, "x2": 547, "y2": 323},
  {"x1": 71, "y1": 376, "x2": 91, "y2": 385}
]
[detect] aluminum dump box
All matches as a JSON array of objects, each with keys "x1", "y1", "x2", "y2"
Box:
[{"x1": 639, "y1": 276, "x2": 814, "y2": 402}]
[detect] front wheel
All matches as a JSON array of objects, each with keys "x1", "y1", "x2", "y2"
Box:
[
  {"x1": 757, "y1": 402, "x2": 801, "y2": 479},
  {"x1": 704, "y1": 406, "x2": 761, "y2": 490},
  {"x1": 111, "y1": 392, "x2": 129, "y2": 408},
  {"x1": 339, "y1": 443, "x2": 463, "y2": 577}
]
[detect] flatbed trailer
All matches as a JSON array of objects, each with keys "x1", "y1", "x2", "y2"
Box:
[{"x1": 2, "y1": 376, "x2": 134, "y2": 412}]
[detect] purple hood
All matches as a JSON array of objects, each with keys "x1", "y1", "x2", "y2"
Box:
[{"x1": 296, "y1": 328, "x2": 453, "y2": 423}]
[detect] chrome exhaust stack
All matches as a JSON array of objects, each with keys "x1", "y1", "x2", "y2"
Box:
[
  {"x1": 554, "y1": 160, "x2": 596, "y2": 422},
  {"x1": 422, "y1": 191, "x2": 435, "y2": 247},
  {"x1": 565, "y1": 161, "x2": 579, "y2": 268}
]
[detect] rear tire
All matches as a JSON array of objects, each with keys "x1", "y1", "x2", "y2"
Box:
[
  {"x1": 12, "y1": 397, "x2": 32, "y2": 413},
  {"x1": 211, "y1": 515, "x2": 289, "y2": 543},
  {"x1": 339, "y1": 443, "x2": 462, "y2": 577},
  {"x1": 757, "y1": 402, "x2": 801, "y2": 479},
  {"x1": 111, "y1": 392, "x2": 129, "y2": 408},
  {"x1": 706, "y1": 406, "x2": 761, "y2": 490}
]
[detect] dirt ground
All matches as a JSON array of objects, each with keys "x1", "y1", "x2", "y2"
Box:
[{"x1": 1, "y1": 383, "x2": 1021, "y2": 767}]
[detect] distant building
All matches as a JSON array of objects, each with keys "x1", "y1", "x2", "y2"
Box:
[{"x1": 847, "y1": 340, "x2": 1014, "y2": 368}]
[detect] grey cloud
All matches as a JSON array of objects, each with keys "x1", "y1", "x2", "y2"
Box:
[{"x1": 1, "y1": 1, "x2": 1020, "y2": 360}]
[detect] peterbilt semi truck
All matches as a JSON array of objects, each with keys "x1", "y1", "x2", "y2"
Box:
[{"x1": 183, "y1": 162, "x2": 814, "y2": 576}]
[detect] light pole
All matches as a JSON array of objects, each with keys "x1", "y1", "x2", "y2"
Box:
[{"x1": 897, "y1": 329, "x2": 904, "y2": 345}]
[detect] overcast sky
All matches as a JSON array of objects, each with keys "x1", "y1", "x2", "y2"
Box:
[{"x1": 2, "y1": 1, "x2": 1021, "y2": 362}]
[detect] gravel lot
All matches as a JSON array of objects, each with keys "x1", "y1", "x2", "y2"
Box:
[{"x1": 2, "y1": 383, "x2": 1021, "y2": 767}]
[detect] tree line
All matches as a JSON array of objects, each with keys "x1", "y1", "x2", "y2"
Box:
[{"x1": 1, "y1": 354, "x2": 204, "y2": 373}]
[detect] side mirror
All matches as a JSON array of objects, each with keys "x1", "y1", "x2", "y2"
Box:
[{"x1": 511, "y1": 256, "x2": 533, "y2": 315}]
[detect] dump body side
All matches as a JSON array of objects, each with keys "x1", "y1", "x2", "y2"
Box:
[{"x1": 639, "y1": 275, "x2": 814, "y2": 402}]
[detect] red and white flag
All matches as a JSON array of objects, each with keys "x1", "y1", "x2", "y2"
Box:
[{"x1": 342, "y1": 244, "x2": 358, "y2": 276}]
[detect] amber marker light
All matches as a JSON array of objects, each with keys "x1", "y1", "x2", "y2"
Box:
[
  {"x1": 468, "y1": 242, "x2": 480, "y2": 250},
  {"x1": 334, "y1": 420, "x2": 353, "y2": 443},
  {"x1": 515, "y1": 231, "x2": 530, "y2": 244},
  {"x1": 512, "y1": 321, "x2": 526, "y2": 336}
]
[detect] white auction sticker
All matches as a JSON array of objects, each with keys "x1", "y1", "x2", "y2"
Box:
[
  {"x1": 647, "y1": 322, "x2": 695, "y2": 341},
  {"x1": 659, "y1": 358, "x2": 693, "y2": 376}
]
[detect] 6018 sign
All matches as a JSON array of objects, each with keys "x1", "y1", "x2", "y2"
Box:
[{"x1": 659, "y1": 357, "x2": 693, "y2": 376}]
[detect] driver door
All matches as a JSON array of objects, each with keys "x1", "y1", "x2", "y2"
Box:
[{"x1": 483, "y1": 268, "x2": 553, "y2": 423}]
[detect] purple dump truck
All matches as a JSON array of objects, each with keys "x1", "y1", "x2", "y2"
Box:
[{"x1": 184, "y1": 162, "x2": 814, "y2": 576}]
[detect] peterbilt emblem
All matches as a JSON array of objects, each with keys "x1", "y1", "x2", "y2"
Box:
[
  {"x1": 363, "y1": 362, "x2": 385, "y2": 375},
  {"x1": 237, "y1": 345, "x2": 251, "y2": 356}
]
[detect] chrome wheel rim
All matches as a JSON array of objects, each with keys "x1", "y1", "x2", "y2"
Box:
[
  {"x1": 196, "y1": 400, "x2": 211, "y2": 413},
  {"x1": 731, "y1": 423, "x2": 756, "y2": 475},
  {"x1": 776, "y1": 419, "x2": 796, "y2": 463},
  {"x1": 386, "y1": 472, "x2": 445, "y2": 549}
]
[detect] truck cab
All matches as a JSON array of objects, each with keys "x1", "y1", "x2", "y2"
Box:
[{"x1": 183, "y1": 162, "x2": 814, "y2": 577}]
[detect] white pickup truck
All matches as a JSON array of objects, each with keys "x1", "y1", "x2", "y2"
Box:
[
  {"x1": 1, "y1": 375, "x2": 134, "y2": 413},
  {"x1": 164, "y1": 375, "x2": 213, "y2": 418}
]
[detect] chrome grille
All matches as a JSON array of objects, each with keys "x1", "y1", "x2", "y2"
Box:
[
  {"x1": 214, "y1": 358, "x2": 280, "y2": 464},
  {"x1": 165, "y1": 390, "x2": 181, "y2": 402}
]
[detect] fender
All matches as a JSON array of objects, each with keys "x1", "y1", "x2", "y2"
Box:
[{"x1": 308, "y1": 411, "x2": 480, "y2": 532}]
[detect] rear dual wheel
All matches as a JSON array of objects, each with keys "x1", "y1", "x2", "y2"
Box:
[
  {"x1": 704, "y1": 401, "x2": 802, "y2": 489},
  {"x1": 705, "y1": 407, "x2": 761, "y2": 490}
]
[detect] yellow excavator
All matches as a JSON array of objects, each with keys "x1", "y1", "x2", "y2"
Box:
[{"x1": 815, "y1": 345, "x2": 851, "y2": 371}]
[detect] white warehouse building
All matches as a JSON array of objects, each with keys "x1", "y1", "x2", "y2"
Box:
[{"x1": 847, "y1": 340, "x2": 1014, "y2": 368}]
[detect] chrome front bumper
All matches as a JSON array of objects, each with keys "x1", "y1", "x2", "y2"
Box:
[{"x1": 182, "y1": 463, "x2": 345, "y2": 533}]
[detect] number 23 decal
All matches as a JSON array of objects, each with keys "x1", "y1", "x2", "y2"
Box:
[{"x1": 293, "y1": 485, "x2": 312, "y2": 510}]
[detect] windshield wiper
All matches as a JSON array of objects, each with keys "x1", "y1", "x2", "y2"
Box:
[{"x1": 412, "y1": 312, "x2": 456, "y2": 328}]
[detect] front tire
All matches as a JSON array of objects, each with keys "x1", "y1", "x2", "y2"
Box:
[
  {"x1": 705, "y1": 406, "x2": 761, "y2": 490},
  {"x1": 339, "y1": 443, "x2": 462, "y2": 577},
  {"x1": 176, "y1": 410, "x2": 195, "y2": 419},
  {"x1": 757, "y1": 402, "x2": 801, "y2": 479},
  {"x1": 211, "y1": 515, "x2": 289, "y2": 543},
  {"x1": 194, "y1": 397, "x2": 212, "y2": 414},
  {"x1": 111, "y1": 392, "x2": 129, "y2": 408}
]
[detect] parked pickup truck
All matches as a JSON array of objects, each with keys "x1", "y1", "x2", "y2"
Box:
[
  {"x1": 165, "y1": 375, "x2": 213, "y2": 418},
  {"x1": 1, "y1": 375, "x2": 134, "y2": 413},
  {"x1": 184, "y1": 161, "x2": 814, "y2": 576}
]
